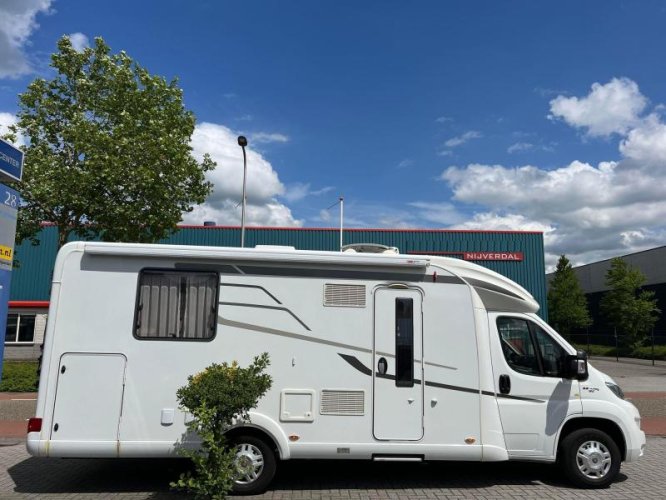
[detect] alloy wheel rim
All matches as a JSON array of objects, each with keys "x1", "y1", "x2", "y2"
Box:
[
  {"x1": 234, "y1": 443, "x2": 265, "y2": 485},
  {"x1": 576, "y1": 440, "x2": 612, "y2": 479}
]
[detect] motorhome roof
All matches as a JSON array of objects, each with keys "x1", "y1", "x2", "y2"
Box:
[
  {"x1": 72, "y1": 241, "x2": 538, "y2": 312},
  {"x1": 77, "y1": 241, "x2": 430, "y2": 269}
]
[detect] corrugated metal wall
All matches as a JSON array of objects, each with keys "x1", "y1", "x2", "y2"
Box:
[{"x1": 10, "y1": 226, "x2": 547, "y2": 319}]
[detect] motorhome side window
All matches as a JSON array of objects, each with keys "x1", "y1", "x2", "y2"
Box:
[
  {"x1": 497, "y1": 317, "x2": 566, "y2": 377},
  {"x1": 395, "y1": 298, "x2": 414, "y2": 387},
  {"x1": 134, "y1": 270, "x2": 218, "y2": 341}
]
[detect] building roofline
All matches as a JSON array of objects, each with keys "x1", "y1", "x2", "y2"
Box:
[
  {"x1": 175, "y1": 225, "x2": 544, "y2": 234},
  {"x1": 565, "y1": 245, "x2": 666, "y2": 272}
]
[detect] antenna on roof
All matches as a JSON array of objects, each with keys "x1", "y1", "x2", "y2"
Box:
[{"x1": 326, "y1": 196, "x2": 344, "y2": 251}]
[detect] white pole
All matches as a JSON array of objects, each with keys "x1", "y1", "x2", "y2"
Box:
[
  {"x1": 339, "y1": 196, "x2": 344, "y2": 251},
  {"x1": 238, "y1": 136, "x2": 248, "y2": 248}
]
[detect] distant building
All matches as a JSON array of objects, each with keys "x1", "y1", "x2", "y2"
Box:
[
  {"x1": 547, "y1": 245, "x2": 666, "y2": 337},
  {"x1": 4, "y1": 225, "x2": 547, "y2": 360}
]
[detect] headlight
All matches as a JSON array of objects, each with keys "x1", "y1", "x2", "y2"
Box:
[{"x1": 605, "y1": 381, "x2": 625, "y2": 399}]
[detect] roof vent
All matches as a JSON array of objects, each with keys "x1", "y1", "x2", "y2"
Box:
[
  {"x1": 203, "y1": 221, "x2": 216, "y2": 227},
  {"x1": 341, "y1": 243, "x2": 400, "y2": 254}
]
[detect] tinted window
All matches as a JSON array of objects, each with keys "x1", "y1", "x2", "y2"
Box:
[
  {"x1": 135, "y1": 270, "x2": 218, "y2": 340},
  {"x1": 533, "y1": 325, "x2": 566, "y2": 377},
  {"x1": 395, "y1": 298, "x2": 414, "y2": 387},
  {"x1": 497, "y1": 317, "x2": 540, "y2": 376}
]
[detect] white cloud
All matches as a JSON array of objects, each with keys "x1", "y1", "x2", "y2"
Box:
[
  {"x1": 408, "y1": 202, "x2": 464, "y2": 226},
  {"x1": 619, "y1": 113, "x2": 666, "y2": 166},
  {"x1": 0, "y1": 0, "x2": 52, "y2": 78},
  {"x1": 441, "y1": 155, "x2": 666, "y2": 267},
  {"x1": 436, "y1": 78, "x2": 666, "y2": 267},
  {"x1": 548, "y1": 78, "x2": 647, "y2": 137},
  {"x1": 67, "y1": 32, "x2": 89, "y2": 52},
  {"x1": 435, "y1": 116, "x2": 453, "y2": 123},
  {"x1": 507, "y1": 142, "x2": 534, "y2": 154},
  {"x1": 282, "y1": 182, "x2": 334, "y2": 203},
  {"x1": 250, "y1": 132, "x2": 289, "y2": 144},
  {"x1": 397, "y1": 158, "x2": 414, "y2": 168},
  {"x1": 0, "y1": 111, "x2": 25, "y2": 146},
  {"x1": 444, "y1": 130, "x2": 482, "y2": 148},
  {"x1": 183, "y1": 122, "x2": 301, "y2": 227}
]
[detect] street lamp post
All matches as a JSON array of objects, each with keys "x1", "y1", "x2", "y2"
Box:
[
  {"x1": 237, "y1": 136, "x2": 248, "y2": 247},
  {"x1": 339, "y1": 196, "x2": 344, "y2": 251}
]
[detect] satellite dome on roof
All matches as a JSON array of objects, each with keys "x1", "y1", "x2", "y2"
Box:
[{"x1": 342, "y1": 243, "x2": 400, "y2": 254}]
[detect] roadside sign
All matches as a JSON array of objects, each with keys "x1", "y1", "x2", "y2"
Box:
[
  {"x1": 0, "y1": 183, "x2": 19, "y2": 381},
  {"x1": 0, "y1": 184, "x2": 18, "y2": 272},
  {"x1": 0, "y1": 138, "x2": 23, "y2": 182}
]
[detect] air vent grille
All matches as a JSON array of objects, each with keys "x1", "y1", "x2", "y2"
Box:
[
  {"x1": 320, "y1": 390, "x2": 365, "y2": 416},
  {"x1": 324, "y1": 284, "x2": 366, "y2": 308}
]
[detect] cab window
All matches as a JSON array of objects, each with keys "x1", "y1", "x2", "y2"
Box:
[{"x1": 497, "y1": 317, "x2": 566, "y2": 377}]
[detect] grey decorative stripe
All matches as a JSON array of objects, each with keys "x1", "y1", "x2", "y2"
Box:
[
  {"x1": 219, "y1": 302, "x2": 311, "y2": 331},
  {"x1": 465, "y1": 278, "x2": 523, "y2": 300},
  {"x1": 219, "y1": 317, "x2": 457, "y2": 371},
  {"x1": 338, "y1": 354, "x2": 545, "y2": 403},
  {"x1": 218, "y1": 316, "x2": 368, "y2": 352},
  {"x1": 219, "y1": 283, "x2": 282, "y2": 304}
]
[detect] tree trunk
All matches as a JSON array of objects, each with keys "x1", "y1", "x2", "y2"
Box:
[{"x1": 57, "y1": 227, "x2": 70, "y2": 249}]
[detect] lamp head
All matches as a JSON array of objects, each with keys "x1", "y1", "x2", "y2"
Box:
[{"x1": 237, "y1": 136, "x2": 248, "y2": 147}]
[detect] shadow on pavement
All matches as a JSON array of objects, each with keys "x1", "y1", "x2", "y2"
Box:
[
  {"x1": 6, "y1": 455, "x2": 623, "y2": 496},
  {"x1": 9, "y1": 456, "x2": 190, "y2": 496}
]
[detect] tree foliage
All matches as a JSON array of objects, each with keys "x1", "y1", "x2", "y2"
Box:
[
  {"x1": 600, "y1": 258, "x2": 660, "y2": 347},
  {"x1": 547, "y1": 255, "x2": 592, "y2": 336},
  {"x1": 6, "y1": 36, "x2": 214, "y2": 248},
  {"x1": 172, "y1": 353, "x2": 272, "y2": 499}
]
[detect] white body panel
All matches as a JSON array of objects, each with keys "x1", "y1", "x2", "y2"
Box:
[{"x1": 26, "y1": 242, "x2": 644, "y2": 468}]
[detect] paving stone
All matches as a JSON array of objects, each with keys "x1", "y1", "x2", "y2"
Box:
[{"x1": 0, "y1": 437, "x2": 663, "y2": 499}]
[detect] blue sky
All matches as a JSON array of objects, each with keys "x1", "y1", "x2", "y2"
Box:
[{"x1": 1, "y1": 1, "x2": 666, "y2": 268}]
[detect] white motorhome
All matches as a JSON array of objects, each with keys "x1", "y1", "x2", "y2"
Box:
[{"x1": 27, "y1": 242, "x2": 645, "y2": 493}]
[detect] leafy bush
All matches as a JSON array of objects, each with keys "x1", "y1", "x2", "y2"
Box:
[
  {"x1": 573, "y1": 344, "x2": 666, "y2": 361},
  {"x1": 0, "y1": 361, "x2": 39, "y2": 392},
  {"x1": 171, "y1": 353, "x2": 272, "y2": 499}
]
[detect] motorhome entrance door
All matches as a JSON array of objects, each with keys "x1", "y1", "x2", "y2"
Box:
[{"x1": 373, "y1": 288, "x2": 424, "y2": 441}]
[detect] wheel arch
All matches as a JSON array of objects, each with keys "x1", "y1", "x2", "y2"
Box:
[
  {"x1": 557, "y1": 417, "x2": 627, "y2": 461},
  {"x1": 225, "y1": 425, "x2": 287, "y2": 460}
]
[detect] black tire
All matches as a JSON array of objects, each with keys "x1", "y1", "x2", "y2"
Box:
[
  {"x1": 559, "y1": 428, "x2": 621, "y2": 488},
  {"x1": 228, "y1": 434, "x2": 277, "y2": 495}
]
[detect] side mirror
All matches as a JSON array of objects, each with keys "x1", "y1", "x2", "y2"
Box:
[{"x1": 565, "y1": 350, "x2": 589, "y2": 381}]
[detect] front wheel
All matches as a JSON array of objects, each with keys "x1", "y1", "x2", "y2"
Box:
[
  {"x1": 559, "y1": 428, "x2": 621, "y2": 488},
  {"x1": 229, "y1": 435, "x2": 277, "y2": 495}
]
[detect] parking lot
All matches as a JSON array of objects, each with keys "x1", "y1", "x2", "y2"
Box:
[{"x1": 0, "y1": 437, "x2": 664, "y2": 499}]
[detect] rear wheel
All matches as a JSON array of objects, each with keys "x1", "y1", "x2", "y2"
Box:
[
  {"x1": 560, "y1": 428, "x2": 621, "y2": 488},
  {"x1": 229, "y1": 435, "x2": 277, "y2": 495}
]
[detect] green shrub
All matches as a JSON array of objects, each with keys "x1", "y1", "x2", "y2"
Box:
[
  {"x1": 171, "y1": 353, "x2": 272, "y2": 500},
  {"x1": 573, "y1": 343, "x2": 666, "y2": 361},
  {"x1": 631, "y1": 345, "x2": 666, "y2": 361},
  {"x1": 0, "y1": 361, "x2": 39, "y2": 392}
]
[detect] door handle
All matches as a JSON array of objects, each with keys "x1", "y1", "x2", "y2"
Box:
[{"x1": 499, "y1": 374, "x2": 511, "y2": 394}]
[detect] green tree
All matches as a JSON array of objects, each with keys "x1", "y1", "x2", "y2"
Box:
[
  {"x1": 6, "y1": 36, "x2": 214, "y2": 248},
  {"x1": 547, "y1": 255, "x2": 592, "y2": 336},
  {"x1": 600, "y1": 258, "x2": 660, "y2": 347}
]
